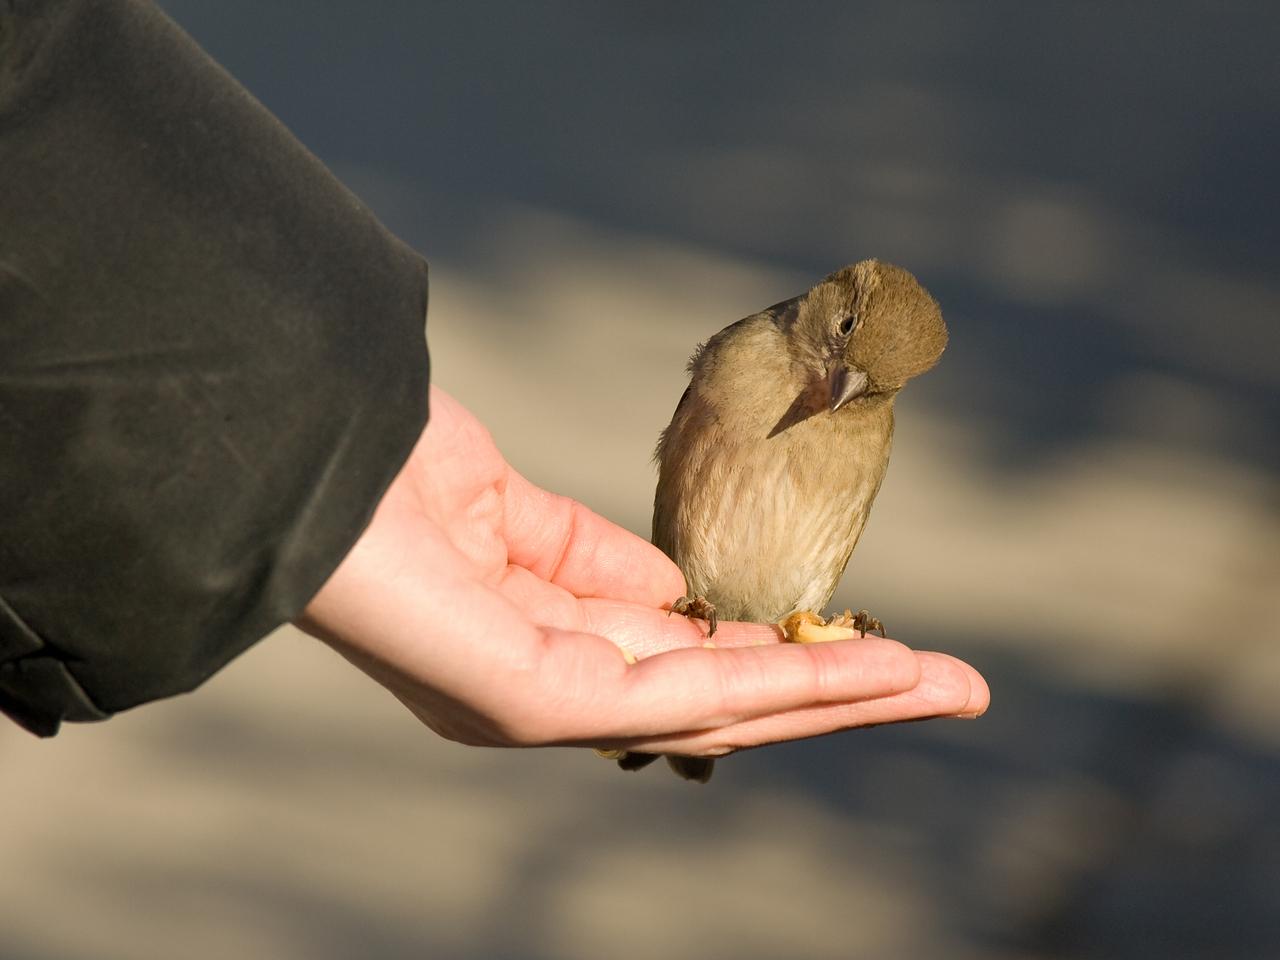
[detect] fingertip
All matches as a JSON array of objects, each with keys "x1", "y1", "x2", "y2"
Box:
[
  {"x1": 610, "y1": 547, "x2": 688, "y2": 613},
  {"x1": 914, "y1": 651, "x2": 990, "y2": 717},
  {"x1": 957, "y1": 660, "x2": 991, "y2": 717},
  {"x1": 569, "y1": 508, "x2": 684, "y2": 606},
  {"x1": 642, "y1": 543, "x2": 693, "y2": 609},
  {"x1": 940, "y1": 652, "x2": 990, "y2": 717}
]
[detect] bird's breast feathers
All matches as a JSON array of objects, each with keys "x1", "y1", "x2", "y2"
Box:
[{"x1": 653, "y1": 388, "x2": 893, "y2": 622}]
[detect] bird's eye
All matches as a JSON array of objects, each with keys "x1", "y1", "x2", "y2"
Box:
[{"x1": 838, "y1": 316, "x2": 856, "y2": 337}]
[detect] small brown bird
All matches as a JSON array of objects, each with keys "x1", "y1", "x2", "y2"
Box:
[{"x1": 616, "y1": 259, "x2": 947, "y2": 782}]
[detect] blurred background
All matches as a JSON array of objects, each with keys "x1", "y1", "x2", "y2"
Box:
[{"x1": 3, "y1": 2, "x2": 1277, "y2": 958}]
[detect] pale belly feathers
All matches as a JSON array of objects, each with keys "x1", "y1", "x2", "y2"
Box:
[{"x1": 654, "y1": 406, "x2": 891, "y2": 624}]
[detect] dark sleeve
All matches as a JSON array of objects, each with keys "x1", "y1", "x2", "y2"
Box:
[{"x1": 0, "y1": 0, "x2": 431, "y2": 735}]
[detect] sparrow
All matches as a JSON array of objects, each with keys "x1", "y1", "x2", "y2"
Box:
[{"x1": 612, "y1": 259, "x2": 947, "y2": 783}]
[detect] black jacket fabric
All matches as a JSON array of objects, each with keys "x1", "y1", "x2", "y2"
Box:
[{"x1": 0, "y1": 0, "x2": 430, "y2": 735}]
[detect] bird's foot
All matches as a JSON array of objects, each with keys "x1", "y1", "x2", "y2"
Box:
[
  {"x1": 827, "y1": 608, "x2": 886, "y2": 638},
  {"x1": 780, "y1": 608, "x2": 885, "y2": 643},
  {"x1": 669, "y1": 595, "x2": 718, "y2": 636},
  {"x1": 593, "y1": 749, "x2": 712, "y2": 782}
]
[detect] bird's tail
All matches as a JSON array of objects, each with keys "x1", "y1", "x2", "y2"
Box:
[
  {"x1": 616, "y1": 751, "x2": 714, "y2": 783},
  {"x1": 666, "y1": 755, "x2": 715, "y2": 783}
]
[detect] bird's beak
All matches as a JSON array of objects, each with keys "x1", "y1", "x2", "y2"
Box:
[{"x1": 828, "y1": 364, "x2": 869, "y2": 412}]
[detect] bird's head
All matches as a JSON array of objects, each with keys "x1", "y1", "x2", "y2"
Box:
[{"x1": 794, "y1": 259, "x2": 947, "y2": 411}]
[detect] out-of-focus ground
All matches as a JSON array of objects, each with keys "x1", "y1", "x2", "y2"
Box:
[{"x1": 3, "y1": 3, "x2": 1278, "y2": 959}]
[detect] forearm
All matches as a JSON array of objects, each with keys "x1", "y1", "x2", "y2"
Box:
[{"x1": 0, "y1": 0, "x2": 430, "y2": 734}]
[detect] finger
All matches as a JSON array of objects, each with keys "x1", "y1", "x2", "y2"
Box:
[
  {"x1": 576, "y1": 602, "x2": 989, "y2": 724},
  {"x1": 487, "y1": 575, "x2": 789, "y2": 668},
  {"x1": 496, "y1": 564, "x2": 586, "y2": 628},
  {"x1": 493, "y1": 566, "x2": 720, "y2": 643},
  {"x1": 501, "y1": 469, "x2": 686, "y2": 606},
  {"x1": 941, "y1": 651, "x2": 990, "y2": 717},
  {"x1": 606, "y1": 652, "x2": 987, "y2": 755},
  {"x1": 532, "y1": 627, "x2": 925, "y2": 742}
]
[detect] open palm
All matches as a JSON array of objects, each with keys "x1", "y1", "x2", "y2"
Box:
[{"x1": 299, "y1": 387, "x2": 987, "y2": 759}]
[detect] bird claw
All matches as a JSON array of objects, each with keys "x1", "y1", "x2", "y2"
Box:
[
  {"x1": 851, "y1": 608, "x2": 886, "y2": 638},
  {"x1": 826, "y1": 608, "x2": 886, "y2": 638},
  {"x1": 780, "y1": 608, "x2": 885, "y2": 643},
  {"x1": 669, "y1": 595, "x2": 718, "y2": 636}
]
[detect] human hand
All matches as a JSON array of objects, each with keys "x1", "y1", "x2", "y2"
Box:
[{"x1": 297, "y1": 386, "x2": 988, "y2": 758}]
